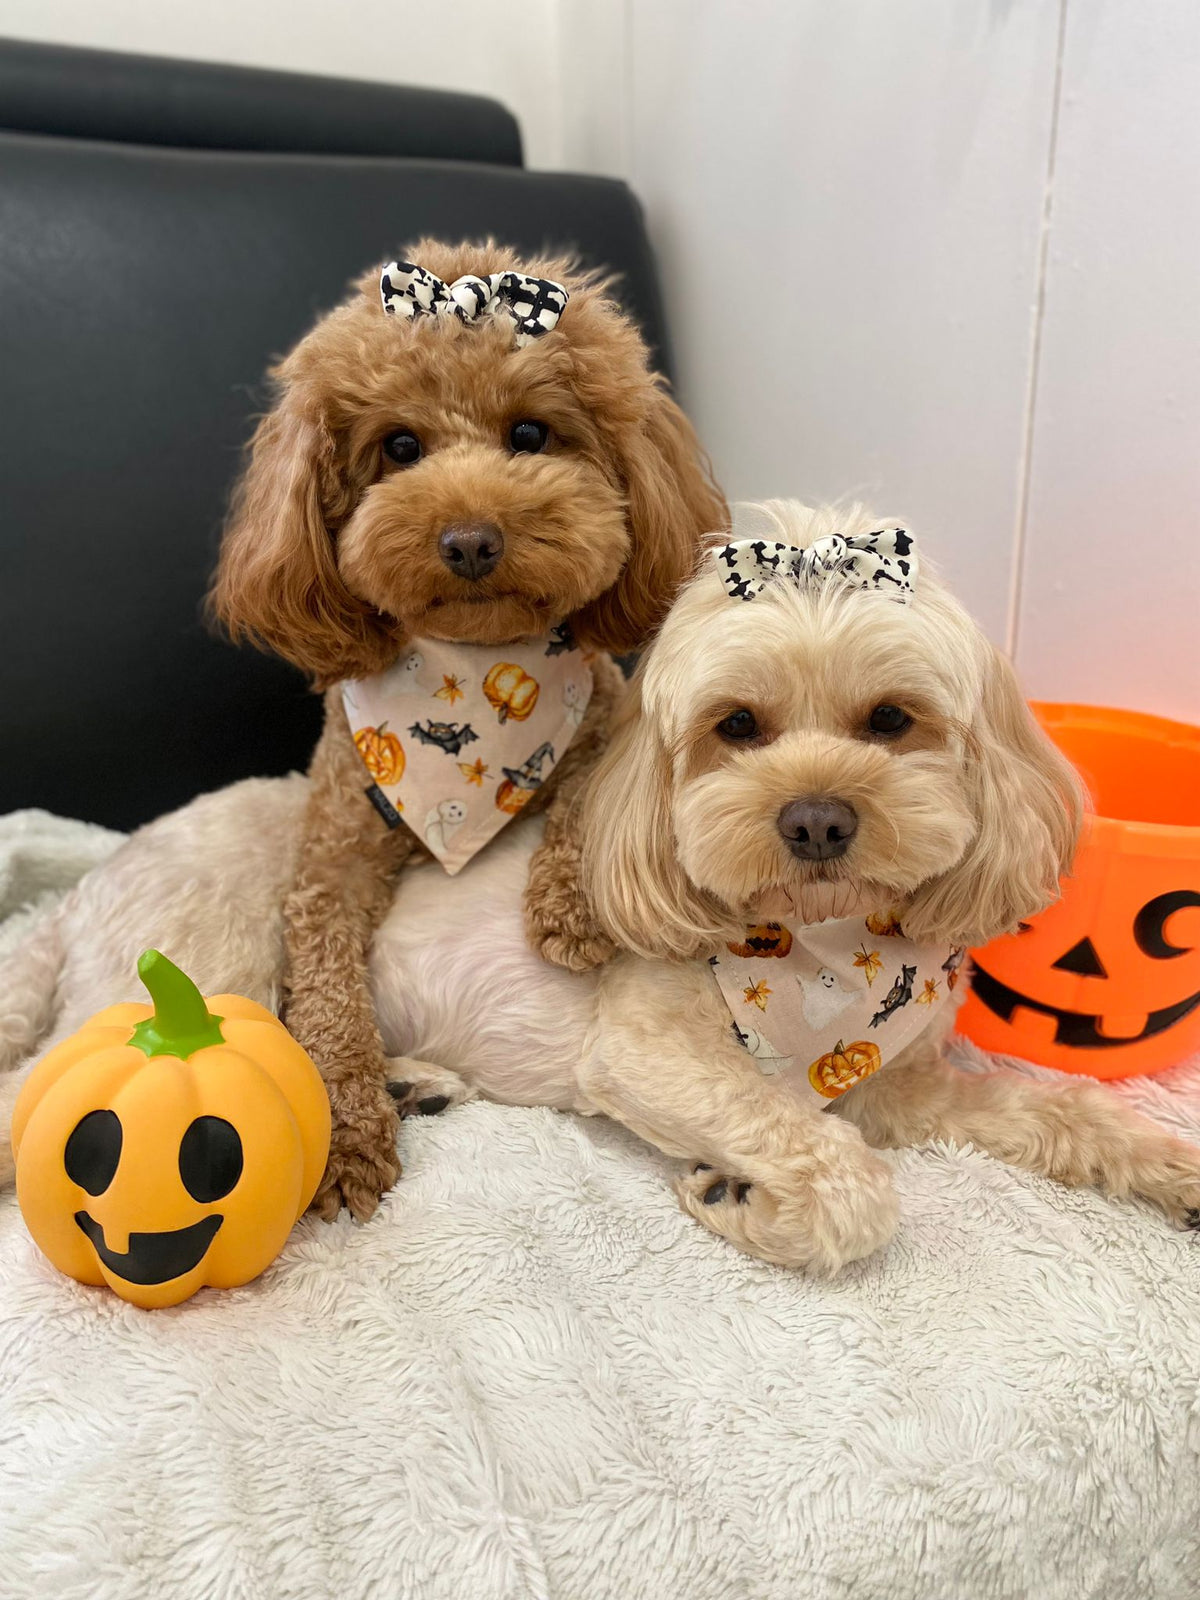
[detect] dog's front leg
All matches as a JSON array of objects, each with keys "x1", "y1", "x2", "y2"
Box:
[
  {"x1": 523, "y1": 652, "x2": 624, "y2": 973},
  {"x1": 584, "y1": 962, "x2": 899, "y2": 1272},
  {"x1": 285, "y1": 697, "x2": 419, "y2": 1222},
  {"x1": 833, "y1": 1041, "x2": 1200, "y2": 1230}
]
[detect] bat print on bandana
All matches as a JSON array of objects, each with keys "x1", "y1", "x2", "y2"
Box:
[
  {"x1": 545, "y1": 622, "x2": 578, "y2": 657},
  {"x1": 408, "y1": 721, "x2": 480, "y2": 757},
  {"x1": 870, "y1": 964, "x2": 918, "y2": 1028}
]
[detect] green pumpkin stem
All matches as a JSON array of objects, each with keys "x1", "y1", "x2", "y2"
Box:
[{"x1": 127, "y1": 950, "x2": 226, "y2": 1061}]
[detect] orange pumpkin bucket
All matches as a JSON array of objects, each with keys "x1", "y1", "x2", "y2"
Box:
[{"x1": 957, "y1": 704, "x2": 1200, "y2": 1078}]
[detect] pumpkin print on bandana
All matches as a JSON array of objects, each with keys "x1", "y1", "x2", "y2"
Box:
[
  {"x1": 710, "y1": 913, "x2": 959, "y2": 1103},
  {"x1": 342, "y1": 628, "x2": 593, "y2": 875}
]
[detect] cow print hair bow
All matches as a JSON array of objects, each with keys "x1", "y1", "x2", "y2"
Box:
[
  {"x1": 714, "y1": 527, "x2": 918, "y2": 604},
  {"x1": 379, "y1": 261, "x2": 569, "y2": 346}
]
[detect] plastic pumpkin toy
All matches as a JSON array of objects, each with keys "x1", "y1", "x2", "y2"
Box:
[
  {"x1": 482, "y1": 662, "x2": 540, "y2": 723},
  {"x1": 808, "y1": 1038, "x2": 883, "y2": 1098},
  {"x1": 12, "y1": 951, "x2": 330, "y2": 1308},
  {"x1": 958, "y1": 704, "x2": 1200, "y2": 1078}
]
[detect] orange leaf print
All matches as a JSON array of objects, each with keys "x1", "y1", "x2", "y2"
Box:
[
  {"x1": 917, "y1": 978, "x2": 940, "y2": 1005},
  {"x1": 743, "y1": 979, "x2": 772, "y2": 1011},
  {"x1": 458, "y1": 758, "x2": 489, "y2": 787},
  {"x1": 435, "y1": 674, "x2": 466, "y2": 705},
  {"x1": 853, "y1": 944, "x2": 883, "y2": 984}
]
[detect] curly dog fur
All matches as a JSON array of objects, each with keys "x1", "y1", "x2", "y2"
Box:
[{"x1": 209, "y1": 238, "x2": 725, "y2": 1217}]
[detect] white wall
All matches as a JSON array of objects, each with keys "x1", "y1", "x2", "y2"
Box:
[
  {"x1": 567, "y1": 0, "x2": 1200, "y2": 720},
  {"x1": 8, "y1": 0, "x2": 1199, "y2": 719},
  {"x1": 617, "y1": 0, "x2": 1065, "y2": 646},
  {"x1": 1013, "y1": 0, "x2": 1200, "y2": 721}
]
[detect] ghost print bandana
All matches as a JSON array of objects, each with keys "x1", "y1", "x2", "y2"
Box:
[
  {"x1": 341, "y1": 624, "x2": 593, "y2": 874},
  {"x1": 710, "y1": 914, "x2": 961, "y2": 1104}
]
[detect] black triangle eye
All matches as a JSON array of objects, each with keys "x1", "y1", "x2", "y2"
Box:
[
  {"x1": 1052, "y1": 937, "x2": 1108, "y2": 978},
  {"x1": 64, "y1": 1109, "x2": 122, "y2": 1195},
  {"x1": 179, "y1": 1117, "x2": 243, "y2": 1203}
]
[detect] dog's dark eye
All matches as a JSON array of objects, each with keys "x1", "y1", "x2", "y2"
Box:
[
  {"x1": 716, "y1": 708, "x2": 760, "y2": 742},
  {"x1": 867, "y1": 704, "x2": 912, "y2": 737},
  {"x1": 509, "y1": 420, "x2": 549, "y2": 455},
  {"x1": 382, "y1": 430, "x2": 422, "y2": 467}
]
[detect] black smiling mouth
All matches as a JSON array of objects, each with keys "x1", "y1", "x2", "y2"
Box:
[
  {"x1": 971, "y1": 963, "x2": 1200, "y2": 1048},
  {"x1": 74, "y1": 1211, "x2": 223, "y2": 1286}
]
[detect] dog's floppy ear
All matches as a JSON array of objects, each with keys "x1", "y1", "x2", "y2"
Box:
[
  {"x1": 209, "y1": 382, "x2": 397, "y2": 687},
  {"x1": 901, "y1": 648, "x2": 1083, "y2": 948},
  {"x1": 581, "y1": 674, "x2": 730, "y2": 960},
  {"x1": 573, "y1": 379, "x2": 727, "y2": 654}
]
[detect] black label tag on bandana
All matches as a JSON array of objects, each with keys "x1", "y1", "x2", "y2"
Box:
[{"x1": 363, "y1": 784, "x2": 403, "y2": 830}]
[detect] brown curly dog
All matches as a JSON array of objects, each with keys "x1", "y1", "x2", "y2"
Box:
[{"x1": 209, "y1": 238, "x2": 726, "y2": 1220}]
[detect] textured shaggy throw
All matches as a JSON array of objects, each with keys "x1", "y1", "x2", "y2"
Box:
[{"x1": 0, "y1": 810, "x2": 1198, "y2": 1600}]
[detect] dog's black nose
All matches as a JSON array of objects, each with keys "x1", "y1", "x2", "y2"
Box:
[
  {"x1": 778, "y1": 798, "x2": 858, "y2": 861},
  {"x1": 439, "y1": 522, "x2": 504, "y2": 581}
]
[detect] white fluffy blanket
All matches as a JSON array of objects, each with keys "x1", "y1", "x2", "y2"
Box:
[{"x1": 1, "y1": 810, "x2": 1199, "y2": 1600}]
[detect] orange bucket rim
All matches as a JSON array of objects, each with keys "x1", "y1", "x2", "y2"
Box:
[{"x1": 1032, "y1": 700, "x2": 1200, "y2": 845}]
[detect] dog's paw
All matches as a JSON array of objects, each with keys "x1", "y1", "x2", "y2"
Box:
[
  {"x1": 1124, "y1": 1138, "x2": 1200, "y2": 1231},
  {"x1": 384, "y1": 1058, "x2": 475, "y2": 1119},
  {"x1": 311, "y1": 1083, "x2": 401, "y2": 1223},
  {"x1": 524, "y1": 885, "x2": 616, "y2": 974},
  {"x1": 1156, "y1": 1170, "x2": 1200, "y2": 1232},
  {"x1": 533, "y1": 929, "x2": 617, "y2": 974},
  {"x1": 674, "y1": 1140, "x2": 898, "y2": 1273}
]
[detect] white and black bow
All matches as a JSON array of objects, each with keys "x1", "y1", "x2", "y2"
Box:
[
  {"x1": 715, "y1": 527, "x2": 918, "y2": 604},
  {"x1": 379, "y1": 260, "x2": 568, "y2": 346}
]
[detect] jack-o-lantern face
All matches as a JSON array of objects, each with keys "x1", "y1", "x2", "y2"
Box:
[
  {"x1": 353, "y1": 722, "x2": 405, "y2": 786},
  {"x1": 728, "y1": 923, "x2": 794, "y2": 960},
  {"x1": 960, "y1": 828, "x2": 1200, "y2": 1078},
  {"x1": 959, "y1": 703, "x2": 1200, "y2": 1079},
  {"x1": 12, "y1": 952, "x2": 330, "y2": 1307}
]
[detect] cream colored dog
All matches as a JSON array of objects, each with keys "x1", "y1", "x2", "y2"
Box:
[{"x1": 4, "y1": 504, "x2": 1199, "y2": 1273}]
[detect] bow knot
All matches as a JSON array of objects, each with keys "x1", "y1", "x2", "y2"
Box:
[
  {"x1": 380, "y1": 261, "x2": 568, "y2": 346},
  {"x1": 715, "y1": 527, "x2": 918, "y2": 604}
]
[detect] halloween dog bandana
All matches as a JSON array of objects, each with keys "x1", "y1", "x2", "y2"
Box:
[
  {"x1": 710, "y1": 915, "x2": 963, "y2": 1103},
  {"x1": 342, "y1": 624, "x2": 593, "y2": 874}
]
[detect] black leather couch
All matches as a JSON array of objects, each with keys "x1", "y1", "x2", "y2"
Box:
[{"x1": 0, "y1": 39, "x2": 673, "y2": 829}]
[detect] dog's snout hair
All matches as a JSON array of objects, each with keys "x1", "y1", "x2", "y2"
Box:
[{"x1": 580, "y1": 502, "x2": 1083, "y2": 960}]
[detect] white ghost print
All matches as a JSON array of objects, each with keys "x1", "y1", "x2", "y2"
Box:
[
  {"x1": 381, "y1": 649, "x2": 432, "y2": 696},
  {"x1": 424, "y1": 798, "x2": 468, "y2": 854},
  {"x1": 562, "y1": 679, "x2": 587, "y2": 728},
  {"x1": 795, "y1": 965, "x2": 856, "y2": 1030}
]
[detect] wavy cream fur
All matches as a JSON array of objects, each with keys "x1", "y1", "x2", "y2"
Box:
[{"x1": 583, "y1": 502, "x2": 1081, "y2": 959}]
